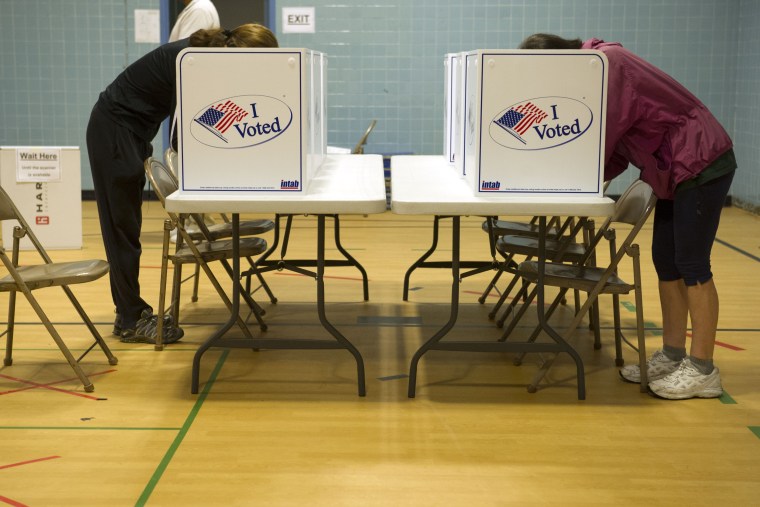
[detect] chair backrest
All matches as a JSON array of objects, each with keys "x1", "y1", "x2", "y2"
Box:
[
  {"x1": 164, "y1": 147, "x2": 179, "y2": 179},
  {"x1": 0, "y1": 185, "x2": 19, "y2": 222},
  {"x1": 144, "y1": 157, "x2": 211, "y2": 239},
  {"x1": 611, "y1": 180, "x2": 656, "y2": 226},
  {"x1": 352, "y1": 119, "x2": 377, "y2": 154},
  {"x1": 0, "y1": 185, "x2": 55, "y2": 263},
  {"x1": 144, "y1": 157, "x2": 179, "y2": 207},
  {"x1": 571, "y1": 180, "x2": 654, "y2": 268}
]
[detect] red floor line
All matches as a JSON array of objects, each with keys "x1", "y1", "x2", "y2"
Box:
[
  {"x1": 686, "y1": 332, "x2": 745, "y2": 351},
  {"x1": 0, "y1": 495, "x2": 29, "y2": 507},
  {"x1": 463, "y1": 290, "x2": 494, "y2": 297},
  {"x1": 0, "y1": 369, "x2": 116, "y2": 399},
  {"x1": 0, "y1": 455, "x2": 61, "y2": 471}
]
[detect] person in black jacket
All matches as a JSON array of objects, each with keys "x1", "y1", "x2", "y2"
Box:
[{"x1": 86, "y1": 24, "x2": 278, "y2": 344}]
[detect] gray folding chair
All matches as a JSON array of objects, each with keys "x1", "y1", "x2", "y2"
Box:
[
  {"x1": 0, "y1": 186, "x2": 118, "y2": 392},
  {"x1": 513, "y1": 180, "x2": 657, "y2": 393},
  {"x1": 144, "y1": 157, "x2": 270, "y2": 350},
  {"x1": 162, "y1": 148, "x2": 277, "y2": 304},
  {"x1": 479, "y1": 182, "x2": 610, "y2": 313}
]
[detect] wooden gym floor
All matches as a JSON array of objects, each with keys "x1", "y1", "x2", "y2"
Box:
[{"x1": 1, "y1": 200, "x2": 759, "y2": 506}]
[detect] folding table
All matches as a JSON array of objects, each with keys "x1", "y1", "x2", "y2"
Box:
[
  {"x1": 166, "y1": 154, "x2": 387, "y2": 395},
  {"x1": 391, "y1": 155, "x2": 615, "y2": 399}
]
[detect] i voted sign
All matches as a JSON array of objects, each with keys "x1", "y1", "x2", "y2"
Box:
[
  {"x1": 190, "y1": 95, "x2": 293, "y2": 148},
  {"x1": 489, "y1": 97, "x2": 593, "y2": 151}
]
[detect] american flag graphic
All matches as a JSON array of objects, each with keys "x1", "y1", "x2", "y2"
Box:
[
  {"x1": 194, "y1": 100, "x2": 249, "y2": 143},
  {"x1": 493, "y1": 102, "x2": 548, "y2": 143}
]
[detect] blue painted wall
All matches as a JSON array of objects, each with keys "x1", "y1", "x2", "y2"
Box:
[{"x1": 1, "y1": 0, "x2": 758, "y2": 208}]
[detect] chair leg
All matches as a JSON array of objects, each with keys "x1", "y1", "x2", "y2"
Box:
[
  {"x1": 20, "y1": 288, "x2": 95, "y2": 392},
  {"x1": 59, "y1": 285, "x2": 118, "y2": 366},
  {"x1": 612, "y1": 293, "x2": 624, "y2": 366},
  {"x1": 196, "y1": 260, "x2": 262, "y2": 337},
  {"x1": 156, "y1": 222, "x2": 172, "y2": 351},
  {"x1": 281, "y1": 214, "x2": 294, "y2": 258},
  {"x1": 4, "y1": 290, "x2": 17, "y2": 366},
  {"x1": 170, "y1": 262, "x2": 183, "y2": 327},
  {"x1": 246, "y1": 256, "x2": 278, "y2": 304},
  {"x1": 509, "y1": 289, "x2": 566, "y2": 366},
  {"x1": 591, "y1": 299, "x2": 602, "y2": 350},
  {"x1": 240, "y1": 284, "x2": 268, "y2": 332},
  {"x1": 631, "y1": 245, "x2": 648, "y2": 392},
  {"x1": 478, "y1": 266, "x2": 504, "y2": 305},
  {"x1": 191, "y1": 264, "x2": 201, "y2": 302},
  {"x1": 498, "y1": 284, "x2": 539, "y2": 344},
  {"x1": 219, "y1": 259, "x2": 267, "y2": 317},
  {"x1": 491, "y1": 266, "x2": 523, "y2": 323},
  {"x1": 526, "y1": 284, "x2": 607, "y2": 393}
]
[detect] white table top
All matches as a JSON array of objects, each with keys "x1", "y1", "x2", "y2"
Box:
[
  {"x1": 166, "y1": 154, "x2": 387, "y2": 214},
  {"x1": 390, "y1": 155, "x2": 615, "y2": 217}
]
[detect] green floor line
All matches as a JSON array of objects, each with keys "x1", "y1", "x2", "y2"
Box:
[
  {"x1": 719, "y1": 391, "x2": 737, "y2": 404},
  {"x1": 646, "y1": 323, "x2": 662, "y2": 336},
  {"x1": 750, "y1": 427, "x2": 760, "y2": 439},
  {"x1": 135, "y1": 349, "x2": 229, "y2": 507},
  {"x1": 621, "y1": 301, "x2": 636, "y2": 312},
  {"x1": 618, "y1": 301, "x2": 662, "y2": 336}
]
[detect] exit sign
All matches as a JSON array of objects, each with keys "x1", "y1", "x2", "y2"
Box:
[{"x1": 282, "y1": 7, "x2": 315, "y2": 34}]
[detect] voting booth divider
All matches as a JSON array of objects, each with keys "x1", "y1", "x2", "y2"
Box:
[
  {"x1": 444, "y1": 50, "x2": 609, "y2": 196},
  {"x1": 443, "y1": 52, "x2": 464, "y2": 172},
  {"x1": 0, "y1": 146, "x2": 82, "y2": 250},
  {"x1": 176, "y1": 48, "x2": 326, "y2": 194}
]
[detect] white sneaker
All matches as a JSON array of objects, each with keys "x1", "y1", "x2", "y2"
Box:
[
  {"x1": 619, "y1": 349, "x2": 681, "y2": 383},
  {"x1": 648, "y1": 358, "x2": 723, "y2": 400}
]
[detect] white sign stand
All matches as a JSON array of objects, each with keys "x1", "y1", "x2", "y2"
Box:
[{"x1": 0, "y1": 146, "x2": 82, "y2": 250}]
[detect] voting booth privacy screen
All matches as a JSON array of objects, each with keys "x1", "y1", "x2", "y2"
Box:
[
  {"x1": 444, "y1": 53, "x2": 465, "y2": 174},
  {"x1": 0, "y1": 146, "x2": 82, "y2": 250},
  {"x1": 447, "y1": 50, "x2": 608, "y2": 197},
  {"x1": 177, "y1": 48, "x2": 326, "y2": 194}
]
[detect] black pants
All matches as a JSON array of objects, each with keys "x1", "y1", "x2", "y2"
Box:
[
  {"x1": 86, "y1": 105, "x2": 153, "y2": 328},
  {"x1": 652, "y1": 170, "x2": 735, "y2": 286}
]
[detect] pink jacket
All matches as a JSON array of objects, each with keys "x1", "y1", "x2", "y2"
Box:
[{"x1": 582, "y1": 38, "x2": 733, "y2": 199}]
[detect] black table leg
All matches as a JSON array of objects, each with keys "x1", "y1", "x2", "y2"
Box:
[{"x1": 408, "y1": 217, "x2": 460, "y2": 397}]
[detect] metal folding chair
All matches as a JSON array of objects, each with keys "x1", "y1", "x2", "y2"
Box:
[
  {"x1": 162, "y1": 148, "x2": 277, "y2": 304},
  {"x1": 512, "y1": 180, "x2": 657, "y2": 393},
  {"x1": 0, "y1": 186, "x2": 118, "y2": 391},
  {"x1": 144, "y1": 157, "x2": 270, "y2": 350}
]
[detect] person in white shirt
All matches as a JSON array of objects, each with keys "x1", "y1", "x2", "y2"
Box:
[{"x1": 169, "y1": 0, "x2": 220, "y2": 42}]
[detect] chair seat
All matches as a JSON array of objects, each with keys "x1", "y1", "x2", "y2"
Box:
[
  {"x1": 0, "y1": 259, "x2": 109, "y2": 291},
  {"x1": 186, "y1": 219, "x2": 275, "y2": 242},
  {"x1": 482, "y1": 219, "x2": 560, "y2": 237},
  {"x1": 518, "y1": 261, "x2": 634, "y2": 294},
  {"x1": 497, "y1": 235, "x2": 587, "y2": 261},
  {"x1": 172, "y1": 237, "x2": 268, "y2": 264}
]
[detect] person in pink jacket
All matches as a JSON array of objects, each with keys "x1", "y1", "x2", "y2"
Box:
[{"x1": 519, "y1": 34, "x2": 737, "y2": 400}]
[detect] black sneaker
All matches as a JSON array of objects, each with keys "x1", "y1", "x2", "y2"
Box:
[
  {"x1": 120, "y1": 309, "x2": 184, "y2": 345},
  {"x1": 113, "y1": 313, "x2": 123, "y2": 336}
]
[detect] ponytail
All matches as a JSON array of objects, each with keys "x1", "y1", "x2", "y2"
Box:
[{"x1": 189, "y1": 23, "x2": 279, "y2": 49}]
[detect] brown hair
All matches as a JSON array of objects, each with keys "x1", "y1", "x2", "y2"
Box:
[
  {"x1": 189, "y1": 23, "x2": 279, "y2": 49},
  {"x1": 519, "y1": 33, "x2": 583, "y2": 50}
]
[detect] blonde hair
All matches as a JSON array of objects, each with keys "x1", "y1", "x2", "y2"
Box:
[{"x1": 190, "y1": 23, "x2": 279, "y2": 49}]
